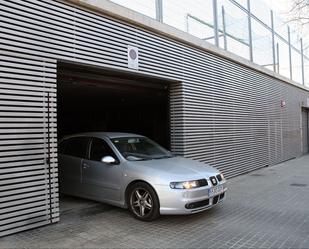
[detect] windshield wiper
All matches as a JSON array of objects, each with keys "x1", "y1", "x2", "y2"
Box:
[
  {"x1": 153, "y1": 155, "x2": 173, "y2": 160},
  {"x1": 126, "y1": 156, "x2": 152, "y2": 161},
  {"x1": 136, "y1": 158, "x2": 151, "y2": 161}
]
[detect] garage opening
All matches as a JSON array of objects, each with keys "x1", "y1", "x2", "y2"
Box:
[
  {"x1": 57, "y1": 62, "x2": 170, "y2": 149},
  {"x1": 56, "y1": 62, "x2": 172, "y2": 214}
]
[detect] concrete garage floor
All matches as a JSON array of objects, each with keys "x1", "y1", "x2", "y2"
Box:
[{"x1": 1, "y1": 155, "x2": 309, "y2": 249}]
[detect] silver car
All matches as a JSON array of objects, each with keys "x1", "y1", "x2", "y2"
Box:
[{"x1": 58, "y1": 132, "x2": 227, "y2": 221}]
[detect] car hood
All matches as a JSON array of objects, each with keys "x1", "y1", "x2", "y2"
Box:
[{"x1": 127, "y1": 156, "x2": 220, "y2": 182}]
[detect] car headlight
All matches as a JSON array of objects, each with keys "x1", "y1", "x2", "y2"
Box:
[{"x1": 170, "y1": 180, "x2": 200, "y2": 189}]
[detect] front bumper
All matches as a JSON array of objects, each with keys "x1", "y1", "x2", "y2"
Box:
[{"x1": 155, "y1": 182, "x2": 227, "y2": 215}]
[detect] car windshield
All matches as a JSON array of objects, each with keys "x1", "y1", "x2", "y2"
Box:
[{"x1": 111, "y1": 137, "x2": 173, "y2": 161}]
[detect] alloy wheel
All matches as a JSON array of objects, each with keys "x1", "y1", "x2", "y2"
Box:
[{"x1": 130, "y1": 187, "x2": 153, "y2": 218}]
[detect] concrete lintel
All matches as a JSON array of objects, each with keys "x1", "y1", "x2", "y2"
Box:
[{"x1": 61, "y1": 0, "x2": 309, "y2": 92}]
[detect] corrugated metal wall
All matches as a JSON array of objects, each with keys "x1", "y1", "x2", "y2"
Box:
[
  {"x1": 302, "y1": 109, "x2": 308, "y2": 154},
  {"x1": 1, "y1": 0, "x2": 309, "y2": 236},
  {"x1": 0, "y1": 51, "x2": 58, "y2": 237}
]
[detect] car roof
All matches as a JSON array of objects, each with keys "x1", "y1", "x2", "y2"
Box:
[{"x1": 61, "y1": 132, "x2": 145, "y2": 141}]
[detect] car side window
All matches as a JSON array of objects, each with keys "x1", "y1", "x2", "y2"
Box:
[
  {"x1": 90, "y1": 137, "x2": 118, "y2": 162},
  {"x1": 63, "y1": 137, "x2": 90, "y2": 158}
]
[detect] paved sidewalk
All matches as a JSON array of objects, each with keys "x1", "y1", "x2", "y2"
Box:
[{"x1": 1, "y1": 155, "x2": 309, "y2": 249}]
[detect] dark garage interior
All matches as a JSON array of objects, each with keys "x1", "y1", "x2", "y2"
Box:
[{"x1": 57, "y1": 62, "x2": 170, "y2": 148}]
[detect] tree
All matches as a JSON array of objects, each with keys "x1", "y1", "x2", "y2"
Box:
[{"x1": 290, "y1": 0, "x2": 309, "y2": 26}]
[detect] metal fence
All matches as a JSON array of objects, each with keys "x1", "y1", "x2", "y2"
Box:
[{"x1": 110, "y1": 0, "x2": 309, "y2": 87}]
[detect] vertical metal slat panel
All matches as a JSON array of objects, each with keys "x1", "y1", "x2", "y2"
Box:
[
  {"x1": 302, "y1": 109, "x2": 308, "y2": 154},
  {"x1": 0, "y1": 51, "x2": 59, "y2": 237}
]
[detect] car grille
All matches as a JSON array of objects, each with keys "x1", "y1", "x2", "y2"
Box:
[
  {"x1": 216, "y1": 174, "x2": 222, "y2": 181},
  {"x1": 213, "y1": 195, "x2": 219, "y2": 204},
  {"x1": 209, "y1": 176, "x2": 218, "y2": 186},
  {"x1": 185, "y1": 199, "x2": 210, "y2": 209},
  {"x1": 185, "y1": 192, "x2": 225, "y2": 210}
]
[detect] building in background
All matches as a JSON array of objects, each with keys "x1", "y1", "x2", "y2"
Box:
[
  {"x1": 111, "y1": 0, "x2": 309, "y2": 85},
  {"x1": 0, "y1": 0, "x2": 309, "y2": 237}
]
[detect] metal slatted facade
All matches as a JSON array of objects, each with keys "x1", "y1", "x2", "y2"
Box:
[
  {"x1": 0, "y1": 0, "x2": 309, "y2": 236},
  {"x1": 302, "y1": 109, "x2": 309, "y2": 154},
  {"x1": 0, "y1": 51, "x2": 58, "y2": 236}
]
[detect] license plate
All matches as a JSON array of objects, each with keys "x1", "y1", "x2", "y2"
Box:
[{"x1": 208, "y1": 185, "x2": 223, "y2": 197}]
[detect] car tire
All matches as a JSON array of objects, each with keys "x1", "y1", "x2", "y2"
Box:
[{"x1": 127, "y1": 182, "x2": 160, "y2": 221}]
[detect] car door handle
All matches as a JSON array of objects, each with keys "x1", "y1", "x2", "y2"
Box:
[{"x1": 82, "y1": 163, "x2": 90, "y2": 169}]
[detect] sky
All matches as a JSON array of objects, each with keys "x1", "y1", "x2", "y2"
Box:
[
  {"x1": 266, "y1": 0, "x2": 309, "y2": 55},
  {"x1": 267, "y1": 0, "x2": 291, "y2": 12},
  {"x1": 267, "y1": 0, "x2": 309, "y2": 39}
]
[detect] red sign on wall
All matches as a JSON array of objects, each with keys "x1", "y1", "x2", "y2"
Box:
[{"x1": 280, "y1": 100, "x2": 286, "y2": 108}]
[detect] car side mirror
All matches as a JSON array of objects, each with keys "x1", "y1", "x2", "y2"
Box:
[{"x1": 101, "y1": 156, "x2": 116, "y2": 164}]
